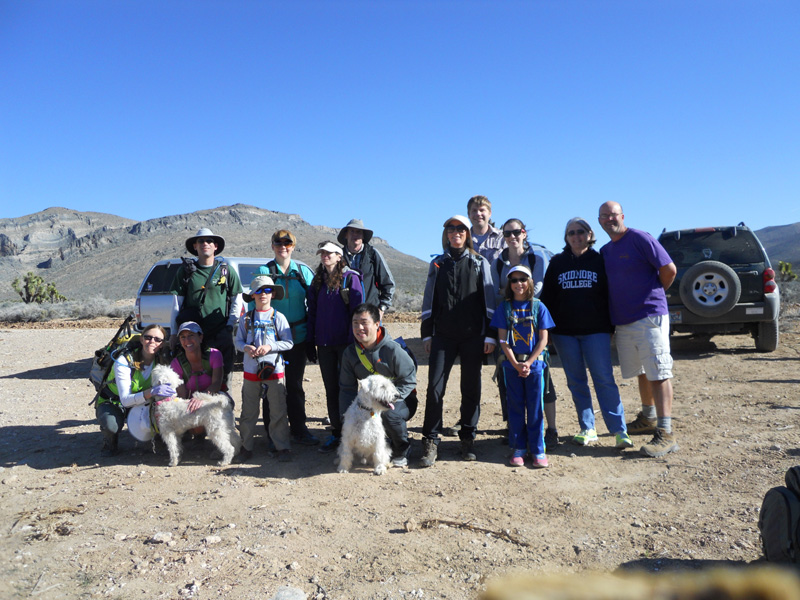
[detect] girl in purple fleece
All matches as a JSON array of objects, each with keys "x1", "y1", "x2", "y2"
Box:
[{"x1": 306, "y1": 241, "x2": 364, "y2": 453}]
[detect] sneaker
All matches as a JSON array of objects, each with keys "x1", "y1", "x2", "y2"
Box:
[
  {"x1": 572, "y1": 429, "x2": 598, "y2": 446},
  {"x1": 418, "y1": 438, "x2": 438, "y2": 468},
  {"x1": 277, "y1": 449, "x2": 292, "y2": 462},
  {"x1": 391, "y1": 455, "x2": 408, "y2": 468},
  {"x1": 531, "y1": 454, "x2": 549, "y2": 469},
  {"x1": 627, "y1": 411, "x2": 657, "y2": 435},
  {"x1": 317, "y1": 435, "x2": 340, "y2": 454},
  {"x1": 615, "y1": 432, "x2": 634, "y2": 449},
  {"x1": 509, "y1": 450, "x2": 525, "y2": 467},
  {"x1": 234, "y1": 448, "x2": 253, "y2": 464},
  {"x1": 460, "y1": 439, "x2": 477, "y2": 461},
  {"x1": 291, "y1": 431, "x2": 320, "y2": 446},
  {"x1": 544, "y1": 428, "x2": 559, "y2": 451},
  {"x1": 640, "y1": 428, "x2": 679, "y2": 457}
]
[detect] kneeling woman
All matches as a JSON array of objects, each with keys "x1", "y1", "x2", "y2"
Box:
[
  {"x1": 491, "y1": 265, "x2": 555, "y2": 468},
  {"x1": 96, "y1": 324, "x2": 173, "y2": 456},
  {"x1": 170, "y1": 321, "x2": 225, "y2": 414}
]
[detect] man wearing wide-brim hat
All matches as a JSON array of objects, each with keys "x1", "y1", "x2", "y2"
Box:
[
  {"x1": 169, "y1": 228, "x2": 243, "y2": 388},
  {"x1": 337, "y1": 218, "x2": 395, "y2": 317}
]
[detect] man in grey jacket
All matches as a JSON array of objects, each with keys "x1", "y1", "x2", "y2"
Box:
[
  {"x1": 339, "y1": 303, "x2": 416, "y2": 467},
  {"x1": 338, "y1": 218, "x2": 395, "y2": 317}
]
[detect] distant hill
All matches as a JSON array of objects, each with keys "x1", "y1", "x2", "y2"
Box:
[
  {"x1": 0, "y1": 205, "x2": 429, "y2": 306},
  {"x1": 755, "y1": 223, "x2": 800, "y2": 269}
]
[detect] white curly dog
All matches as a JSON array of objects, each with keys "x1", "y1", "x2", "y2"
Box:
[
  {"x1": 337, "y1": 374, "x2": 398, "y2": 475},
  {"x1": 150, "y1": 364, "x2": 242, "y2": 467}
]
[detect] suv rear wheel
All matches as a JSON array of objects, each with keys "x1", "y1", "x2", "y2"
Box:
[
  {"x1": 678, "y1": 260, "x2": 741, "y2": 318},
  {"x1": 754, "y1": 317, "x2": 779, "y2": 352}
]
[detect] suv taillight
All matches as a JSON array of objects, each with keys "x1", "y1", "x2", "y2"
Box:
[
  {"x1": 134, "y1": 297, "x2": 141, "y2": 325},
  {"x1": 763, "y1": 268, "x2": 777, "y2": 294}
]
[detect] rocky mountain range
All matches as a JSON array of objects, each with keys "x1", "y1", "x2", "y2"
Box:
[
  {"x1": 1, "y1": 206, "x2": 797, "y2": 305},
  {"x1": 0, "y1": 205, "x2": 430, "y2": 305}
]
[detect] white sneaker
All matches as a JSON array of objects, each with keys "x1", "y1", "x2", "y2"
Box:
[{"x1": 572, "y1": 429, "x2": 598, "y2": 445}]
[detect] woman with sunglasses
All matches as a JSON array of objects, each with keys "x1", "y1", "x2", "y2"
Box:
[
  {"x1": 96, "y1": 324, "x2": 171, "y2": 456},
  {"x1": 491, "y1": 218, "x2": 560, "y2": 451},
  {"x1": 418, "y1": 215, "x2": 496, "y2": 468},
  {"x1": 256, "y1": 230, "x2": 318, "y2": 447},
  {"x1": 306, "y1": 241, "x2": 364, "y2": 454},
  {"x1": 540, "y1": 218, "x2": 634, "y2": 449}
]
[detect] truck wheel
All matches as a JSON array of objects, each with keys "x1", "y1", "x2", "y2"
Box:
[
  {"x1": 755, "y1": 318, "x2": 779, "y2": 352},
  {"x1": 679, "y1": 261, "x2": 741, "y2": 318}
]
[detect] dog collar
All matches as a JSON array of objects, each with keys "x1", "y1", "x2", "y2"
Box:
[{"x1": 357, "y1": 401, "x2": 375, "y2": 417}]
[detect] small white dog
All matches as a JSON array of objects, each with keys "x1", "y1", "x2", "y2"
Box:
[
  {"x1": 150, "y1": 364, "x2": 242, "y2": 467},
  {"x1": 337, "y1": 374, "x2": 398, "y2": 476}
]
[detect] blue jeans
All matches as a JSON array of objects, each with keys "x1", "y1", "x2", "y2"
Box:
[
  {"x1": 503, "y1": 360, "x2": 545, "y2": 456},
  {"x1": 551, "y1": 333, "x2": 626, "y2": 434}
]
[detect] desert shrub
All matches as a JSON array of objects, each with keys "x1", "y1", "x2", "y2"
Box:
[
  {"x1": 0, "y1": 297, "x2": 133, "y2": 323},
  {"x1": 390, "y1": 289, "x2": 423, "y2": 313},
  {"x1": 11, "y1": 272, "x2": 66, "y2": 303}
]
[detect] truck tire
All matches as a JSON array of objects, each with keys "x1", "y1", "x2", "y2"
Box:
[
  {"x1": 755, "y1": 318, "x2": 779, "y2": 352},
  {"x1": 679, "y1": 261, "x2": 741, "y2": 318}
]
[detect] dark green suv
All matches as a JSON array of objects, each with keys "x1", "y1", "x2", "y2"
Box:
[{"x1": 658, "y1": 224, "x2": 780, "y2": 352}]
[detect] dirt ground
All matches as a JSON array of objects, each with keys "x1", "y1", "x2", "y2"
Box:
[{"x1": 1, "y1": 317, "x2": 799, "y2": 600}]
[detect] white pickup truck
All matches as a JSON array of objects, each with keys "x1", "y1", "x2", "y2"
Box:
[{"x1": 135, "y1": 257, "x2": 270, "y2": 335}]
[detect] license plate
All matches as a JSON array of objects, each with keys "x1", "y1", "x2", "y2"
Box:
[{"x1": 669, "y1": 310, "x2": 682, "y2": 324}]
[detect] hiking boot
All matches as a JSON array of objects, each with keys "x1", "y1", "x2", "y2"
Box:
[
  {"x1": 291, "y1": 431, "x2": 320, "y2": 446},
  {"x1": 234, "y1": 448, "x2": 253, "y2": 464},
  {"x1": 544, "y1": 428, "x2": 559, "y2": 451},
  {"x1": 442, "y1": 423, "x2": 461, "y2": 437},
  {"x1": 531, "y1": 454, "x2": 549, "y2": 469},
  {"x1": 627, "y1": 411, "x2": 657, "y2": 435},
  {"x1": 615, "y1": 432, "x2": 634, "y2": 449},
  {"x1": 572, "y1": 429, "x2": 598, "y2": 446},
  {"x1": 277, "y1": 449, "x2": 292, "y2": 462},
  {"x1": 418, "y1": 438, "x2": 438, "y2": 468},
  {"x1": 100, "y1": 434, "x2": 119, "y2": 457},
  {"x1": 460, "y1": 439, "x2": 477, "y2": 461},
  {"x1": 640, "y1": 428, "x2": 679, "y2": 457},
  {"x1": 318, "y1": 435, "x2": 340, "y2": 454}
]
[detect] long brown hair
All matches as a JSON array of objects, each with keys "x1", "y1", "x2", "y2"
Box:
[
  {"x1": 504, "y1": 275, "x2": 534, "y2": 302},
  {"x1": 312, "y1": 242, "x2": 346, "y2": 291}
]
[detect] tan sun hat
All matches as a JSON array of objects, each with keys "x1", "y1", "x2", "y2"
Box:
[
  {"x1": 185, "y1": 228, "x2": 225, "y2": 255},
  {"x1": 337, "y1": 218, "x2": 374, "y2": 245},
  {"x1": 243, "y1": 275, "x2": 285, "y2": 302}
]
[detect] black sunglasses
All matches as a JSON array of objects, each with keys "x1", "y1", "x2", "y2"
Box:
[
  {"x1": 503, "y1": 229, "x2": 524, "y2": 238},
  {"x1": 197, "y1": 237, "x2": 217, "y2": 244},
  {"x1": 445, "y1": 225, "x2": 468, "y2": 233},
  {"x1": 272, "y1": 239, "x2": 293, "y2": 247},
  {"x1": 142, "y1": 334, "x2": 164, "y2": 343},
  {"x1": 509, "y1": 276, "x2": 529, "y2": 284},
  {"x1": 567, "y1": 229, "x2": 586, "y2": 236}
]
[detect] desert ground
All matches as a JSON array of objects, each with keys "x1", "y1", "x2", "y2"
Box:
[{"x1": 0, "y1": 315, "x2": 798, "y2": 599}]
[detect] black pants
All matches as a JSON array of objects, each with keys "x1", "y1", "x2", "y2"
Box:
[
  {"x1": 205, "y1": 326, "x2": 235, "y2": 390},
  {"x1": 262, "y1": 341, "x2": 311, "y2": 437},
  {"x1": 423, "y1": 335, "x2": 484, "y2": 442},
  {"x1": 318, "y1": 344, "x2": 348, "y2": 438}
]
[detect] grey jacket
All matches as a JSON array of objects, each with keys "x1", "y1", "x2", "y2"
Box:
[{"x1": 342, "y1": 243, "x2": 395, "y2": 311}]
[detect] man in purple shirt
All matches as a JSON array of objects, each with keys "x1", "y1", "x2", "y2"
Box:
[{"x1": 599, "y1": 202, "x2": 679, "y2": 457}]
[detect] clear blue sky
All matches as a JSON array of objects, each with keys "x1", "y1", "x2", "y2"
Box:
[{"x1": 2, "y1": 1, "x2": 798, "y2": 261}]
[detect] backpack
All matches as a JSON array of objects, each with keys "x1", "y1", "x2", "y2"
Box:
[
  {"x1": 759, "y1": 466, "x2": 800, "y2": 563},
  {"x1": 263, "y1": 259, "x2": 310, "y2": 292},
  {"x1": 89, "y1": 314, "x2": 140, "y2": 405}
]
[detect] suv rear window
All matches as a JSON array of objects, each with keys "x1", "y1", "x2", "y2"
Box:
[
  {"x1": 659, "y1": 230, "x2": 765, "y2": 267},
  {"x1": 141, "y1": 263, "x2": 181, "y2": 294},
  {"x1": 237, "y1": 263, "x2": 264, "y2": 291}
]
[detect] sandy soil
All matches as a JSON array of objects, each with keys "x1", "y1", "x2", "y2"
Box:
[{"x1": 1, "y1": 319, "x2": 798, "y2": 600}]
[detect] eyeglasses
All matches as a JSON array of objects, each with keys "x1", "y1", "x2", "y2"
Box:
[
  {"x1": 272, "y1": 239, "x2": 293, "y2": 247},
  {"x1": 142, "y1": 334, "x2": 164, "y2": 343},
  {"x1": 598, "y1": 213, "x2": 622, "y2": 220},
  {"x1": 503, "y1": 229, "x2": 524, "y2": 238},
  {"x1": 567, "y1": 229, "x2": 586, "y2": 236},
  {"x1": 509, "y1": 276, "x2": 529, "y2": 284},
  {"x1": 445, "y1": 224, "x2": 468, "y2": 234},
  {"x1": 254, "y1": 287, "x2": 273, "y2": 295},
  {"x1": 197, "y1": 238, "x2": 217, "y2": 245}
]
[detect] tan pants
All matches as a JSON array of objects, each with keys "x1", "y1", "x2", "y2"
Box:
[{"x1": 240, "y1": 378, "x2": 290, "y2": 451}]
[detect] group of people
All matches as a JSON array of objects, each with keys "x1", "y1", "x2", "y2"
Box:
[{"x1": 96, "y1": 198, "x2": 679, "y2": 469}]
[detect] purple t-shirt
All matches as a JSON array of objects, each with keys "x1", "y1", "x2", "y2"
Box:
[{"x1": 600, "y1": 228, "x2": 672, "y2": 326}]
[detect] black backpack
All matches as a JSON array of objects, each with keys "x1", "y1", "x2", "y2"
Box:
[{"x1": 759, "y1": 465, "x2": 800, "y2": 563}]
